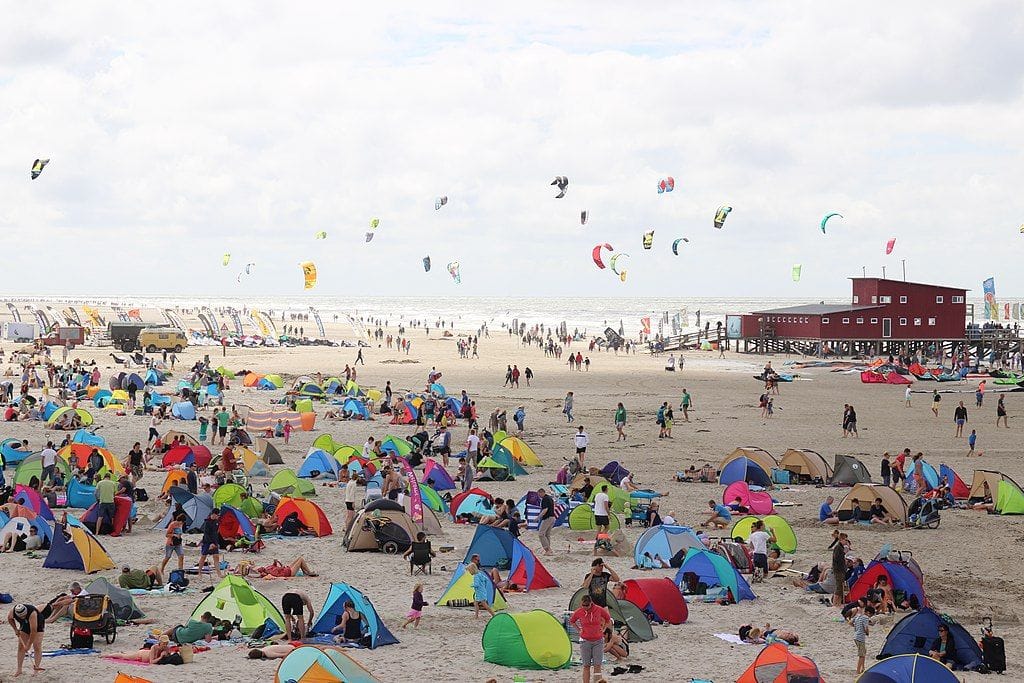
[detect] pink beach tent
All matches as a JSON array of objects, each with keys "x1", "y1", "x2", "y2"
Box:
[{"x1": 723, "y1": 481, "x2": 775, "y2": 515}]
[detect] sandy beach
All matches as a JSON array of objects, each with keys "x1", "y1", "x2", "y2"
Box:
[{"x1": 0, "y1": 304, "x2": 1020, "y2": 683}]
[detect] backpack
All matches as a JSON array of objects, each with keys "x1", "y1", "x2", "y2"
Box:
[{"x1": 168, "y1": 569, "x2": 189, "y2": 587}]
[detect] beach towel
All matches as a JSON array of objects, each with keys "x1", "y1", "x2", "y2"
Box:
[
  {"x1": 713, "y1": 633, "x2": 752, "y2": 645},
  {"x1": 41, "y1": 648, "x2": 100, "y2": 657},
  {"x1": 104, "y1": 657, "x2": 152, "y2": 667}
]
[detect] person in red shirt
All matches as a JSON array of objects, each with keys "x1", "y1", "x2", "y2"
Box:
[
  {"x1": 221, "y1": 447, "x2": 236, "y2": 474},
  {"x1": 569, "y1": 594, "x2": 612, "y2": 683}
]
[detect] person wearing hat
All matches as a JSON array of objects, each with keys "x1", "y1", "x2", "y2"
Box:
[
  {"x1": 8, "y1": 602, "x2": 45, "y2": 676},
  {"x1": 108, "y1": 634, "x2": 173, "y2": 663}
]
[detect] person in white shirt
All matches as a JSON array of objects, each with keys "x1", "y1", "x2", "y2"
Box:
[
  {"x1": 39, "y1": 441, "x2": 58, "y2": 485},
  {"x1": 665, "y1": 354, "x2": 676, "y2": 372},
  {"x1": 904, "y1": 386, "x2": 912, "y2": 408},
  {"x1": 342, "y1": 469, "x2": 359, "y2": 533},
  {"x1": 465, "y1": 430, "x2": 480, "y2": 466},
  {"x1": 747, "y1": 520, "x2": 775, "y2": 579},
  {"x1": 593, "y1": 485, "x2": 611, "y2": 534},
  {"x1": 362, "y1": 437, "x2": 376, "y2": 458},
  {"x1": 573, "y1": 426, "x2": 589, "y2": 464},
  {"x1": 661, "y1": 511, "x2": 677, "y2": 526}
]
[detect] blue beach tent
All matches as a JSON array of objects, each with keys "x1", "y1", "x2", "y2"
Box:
[{"x1": 310, "y1": 583, "x2": 399, "y2": 648}]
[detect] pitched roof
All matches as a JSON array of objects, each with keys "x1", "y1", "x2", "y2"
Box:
[{"x1": 750, "y1": 304, "x2": 883, "y2": 315}]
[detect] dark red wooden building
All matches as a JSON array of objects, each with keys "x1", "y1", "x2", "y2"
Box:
[{"x1": 731, "y1": 278, "x2": 969, "y2": 354}]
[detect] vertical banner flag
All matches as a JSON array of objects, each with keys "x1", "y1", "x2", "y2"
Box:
[{"x1": 983, "y1": 278, "x2": 997, "y2": 320}]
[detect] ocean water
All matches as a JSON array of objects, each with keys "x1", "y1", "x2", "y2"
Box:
[{"x1": 18, "y1": 294, "x2": 1001, "y2": 334}]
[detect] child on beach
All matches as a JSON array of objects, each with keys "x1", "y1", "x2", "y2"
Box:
[
  {"x1": 283, "y1": 420, "x2": 293, "y2": 444},
  {"x1": 401, "y1": 583, "x2": 425, "y2": 629},
  {"x1": 852, "y1": 605, "x2": 873, "y2": 674},
  {"x1": 198, "y1": 416, "x2": 209, "y2": 443},
  {"x1": 967, "y1": 429, "x2": 977, "y2": 456},
  {"x1": 467, "y1": 564, "x2": 495, "y2": 619}
]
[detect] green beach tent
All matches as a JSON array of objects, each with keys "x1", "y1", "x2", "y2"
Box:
[
  {"x1": 312, "y1": 433, "x2": 342, "y2": 454},
  {"x1": 269, "y1": 469, "x2": 316, "y2": 497},
  {"x1": 996, "y1": 479, "x2": 1024, "y2": 514},
  {"x1": 482, "y1": 610, "x2": 571, "y2": 670},
  {"x1": 568, "y1": 504, "x2": 621, "y2": 531},
  {"x1": 191, "y1": 575, "x2": 284, "y2": 634},
  {"x1": 418, "y1": 483, "x2": 447, "y2": 513},
  {"x1": 15, "y1": 454, "x2": 72, "y2": 486},
  {"x1": 730, "y1": 514, "x2": 797, "y2": 553},
  {"x1": 379, "y1": 434, "x2": 413, "y2": 456}
]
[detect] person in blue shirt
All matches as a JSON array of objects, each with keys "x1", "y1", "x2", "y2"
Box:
[
  {"x1": 702, "y1": 499, "x2": 732, "y2": 529},
  {"x1": 819, "y1": 495, "x2": 840, "y2": 525}
]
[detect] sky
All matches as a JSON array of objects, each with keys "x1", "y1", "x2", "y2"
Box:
[{"x1": 3, "y1": 2, "x2": 1024, "y2": 298}]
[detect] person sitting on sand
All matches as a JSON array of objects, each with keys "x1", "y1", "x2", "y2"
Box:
[
  {"x1": 702, "y1": 499, "x2": 732, "y2": 529},
  {"x1": 819, "y1": 496, "x2": 840, "y2": 525},
  {"x1": 768, "y1": 549, "x2": 784, "y2": 572},
  {"x1": 869, "y1": 498, "x2": 896, "y2": 525},
  {"x1": 108, "y1": 635, "x2": 173, "y2": 664},
  {"x1": 929, "y1": 623, "x2": 957, "y2": 666},
  {"x1": 247, "y1": 643, "x2": 296, "y2": 660},
  {"x1": 604, "y1": 626, "x2": 629, "y2": 661},
  {"x1": 331, "y1": 600, "x2": 366, "y2": 644},
  {"x1": 167, "y1": 611, "x2": 216, "y2": 644},
  {"x1": 645, "y1": 501, "x2": 662, "y2": 527},
  {"x1": 727, "y1": 496, "x2": 749, "y2": 515}
]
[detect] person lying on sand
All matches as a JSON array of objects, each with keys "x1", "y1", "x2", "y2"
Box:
[
  {"x1": 247, "y1": 643, "x2": 296, "y2": 660},
  {"x1": 108, "y1": 635, "x2": 172, "y2": 663},
  {"x1": 245, "y1": 557, "x2": 319, "y2": 578}
]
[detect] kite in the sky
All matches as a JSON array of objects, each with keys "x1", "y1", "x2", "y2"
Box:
[
  {"x1": 1020, "y1": 224, "x2": 1024, "y2": 234},
  {"x1": 314, "y1": 231, "x2": 327, "y2": 239},
  {"x1": 642, "y1": 230, "x2": 654, "y2": 250},
  {"x1": 657, "y1": 177, "x2": 675, "y2": 194},
  {"x1": 792, "y1": 264, "x2": 802, "y2": 282},
  {"x1": 551, "y1": 176, "x2": 569, "y2": 199},
  {"x1": 592, "y1": 243, "x2": 613, "y2": 269},
  {"x1": 435, "y1": 196, "x2": 448, "y2": 210},
  {"x1": 885, "y1": 238, "x2": 897, "y2": 255},
  {"x1": 609, "y1": 252, "x2": 629, "y2": 275},
  {"x1": 31, "y1": 159, "x2": 49, "y2": 180},
  {"x1": 581, "y1": 210, "x2": 588, "y2": 225},
  {"x1": 245, "y1": 263, "x2": 255, "y2": 275},
  {"x1": 619, "y1": 270, "x2": 627, "y2": 283},
  {"x1": 300, "y1": 261, "x2": 317, "y2": 289},
  {"x1": 714, "y1": 205, "x2": 731, "y2": 229},
  {"x1": 423, "y1": 256, "x2": 431, "y2": 272},
  {"x1": 366, "y1": 217, "x2": 379, "y2": 243},
  {"x1": 365, "y1": 232, "x2": 375, "y2": 243},
  {"x1": 671, "y1": 237, "x2": 689, "y2": 255},
  {"x1": 820, "y1": 212, "x2": 842, "y2": 234},
  {"x1": 447, "y1": 261, "x2": 461, "y2": 284},
  {"x1": 222, "y1": 254, "x2": 231, "y2": 266}
]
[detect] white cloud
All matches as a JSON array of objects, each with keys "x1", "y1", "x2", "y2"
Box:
[{"x1": 2, "y1": 2, "x2": 1024, "y2": 297}]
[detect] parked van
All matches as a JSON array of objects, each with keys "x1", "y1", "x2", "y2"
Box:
[{"x1": 139, "y1": 328, "x2": 187, "y2": 353}]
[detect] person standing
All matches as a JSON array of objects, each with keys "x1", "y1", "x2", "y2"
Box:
[
  {"x1": 563, "y1": 391, "x2": 574, "y2": 423},
  {"x1": 852, "y1": 605, "x2": 874, "y2": 675},
  {"x1": 954, "y1": 401, "x2": 968, "y2": 437},
  {"x1": 614, "y1": 402, "x2": 626, "y2": 441},
  {"x1": 197, "y1": 509, "x2": 224, "y2": 580},
  {"x1": 747, "y1": 520, "x2": 774, "y2": 581},
  {"x1": 8, "y1": 603, "x2": 45, "y2": 677},
  {"x1": 39, "y1": 441, "x2": 58, "y2": 487},
  {"x1": 679, "y1": 389, "x2": 693, "y2": 422},
  {"x1": 343, "y1": 469, "x2": 358, "y2": 534},
  {"x1": 524, "y1": 367, "x2": 533, "y2": 386},
  {"x1": 997, "y1": 395, "x2": 1009, "y2": 428},
  {"x1": 537, "y1": 487, "x2": 555, "y2": 556},
  {"x1": 573, "y1": 426, "x2": 588, "y2": 465},
  {"x1": 511, "y1": 365, "x2": 520, "y2": 388},
  {"x1": 832, "y1": 533, "x2": 848, "y2": 607},
  {"x1": 569, "y1": 594, "x2": 612, "y2": 683},
  {"x1": 355, "y1": 348, "x2": 364, "y2": 365},
  {"x1": 465, "y1": 429, "x2": 480, "y2": 467},
  {"x1": 593, "y1": 484, "x2": 611, "y2": 535},
  {"x1": 880, "y1": 453, "x2": 892, "y2": 488},
  {"x1": 905, "y1": 385, "x2": 912, "y2": 407},
  {"x1": 148, "y1": 412, "x2": 162, "y2": 444},
  {"x1": 967, "y1": 429, "x2": 978, "y2": 456},
  {"x1": 931, "y1": 390, "x2": 941, "y2": 417},
  {"x1": 215, "y1": 406, "x2": 230, "y2": 445},
  {"x1": 160, "y1": 512, "x2": 186, "y2": 573},
  {"x1": 95, "y1": 473, "x2": 118, "y2": 536}
]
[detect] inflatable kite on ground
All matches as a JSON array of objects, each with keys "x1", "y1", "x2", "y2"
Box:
[
  {"x1": 422, "y1": 256, "x2": 431, "y2": 272},
  {"x1": 580, "y1": 211, "x2": 588, "y2": 225},
  {"x1": 315, "y1": 231, "x2": 327, "y2": 239},
  {"x1": 792, "y1": 264, "x2": 801, "y2": 282},
  {"x1": 642, "y1": 231, "x2": 654, "y2": 250},
  {"x1": 222, "y1": 254, "x2": 231, "y2": 266},
  {"x1": 31, "y1": 159, "x2": 49, "y2": 180},
  {"x1": 714, "y1": 205, "x2": 731, "y2": 229},
  {"x1": 671, "y1": 238, "x2": 689, "y2": 255},
  {"x1": 551, "y1": 176, "x2": 568, "y2": 198},
  {"x1": 820, "y1": 212, "x2": 842, "y2": 233},
  {"x1": 886, "y1": 238, "x2": 897, "y2": 255},
  {"x1": 657, "y1": 177, "x2": 675, "y2": 193},
  {"x1": 300, "y1": 262, "x2": 317, "y2": 289},
  {"x1": 435, "y1": 196, "x2": 448, "y2": 210},
  {"x1": 592, "y1": 243, "x2": 612, "y2": 269},
  {"x1": 447, "y1": 262, "x2": 461, "y2": 284}
]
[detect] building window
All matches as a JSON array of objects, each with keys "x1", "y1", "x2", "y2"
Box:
[
  {"x1": 853, "y1": 296, "x2": 859, "y2": 304},
  {"x1": 870, "y1": 318, "x2": 878, "y2": 324},
  {"x1": 856, "y1": 318, "x2": 864, "y2": 324},
  {"x1": 822, "y1": 317, "x2": 830, "y2": 324},
  {"x1": 899, "y1": 296, "x2": 907, "y2": 304},
  {"x1": 914, "y1": 318, "x2": 922, "y2": 326},
  {"x1": 842, "y1": 318, "x2": 850, "y2": 324},
  {"x1": 952, "y1": 295, "x2": 964, "y2": 304},
  {"x1": 871, "y1": 296, "x2": 877, "y2": 304},
  {"x1": 899, "y1": 317, "x2": 907, "y2": 326},
  {"x1": 935, "y1": 296, "x2": 944, "y2": 304},
  {"x1": 880, "y1": 295, "x2": 892, "y2": 303},
  {"x1": 928, "y1": 318, "x2": 936, "y2": 326}
]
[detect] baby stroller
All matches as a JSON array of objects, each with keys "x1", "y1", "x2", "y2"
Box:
[
  {"x1": 362, "y1": 515, "x2": 413, "y2": 555},
  {"x1": 907, "y1": 497, "x2": 941, "y2": 529},
  {"x1": 70, "y1": 594, "x2": 117, "y2": 645}
]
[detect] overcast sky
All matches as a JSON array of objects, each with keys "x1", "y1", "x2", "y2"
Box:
[{"x1": 3, "y1": 2, "x2": 1024, "y2": 298}]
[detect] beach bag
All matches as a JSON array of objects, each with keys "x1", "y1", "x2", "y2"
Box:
[
  {"x1": 70, "y1": 627, "x2": 93, "y2": 649},
  {"x1": 156, "y1": 652, "x2": 184, "y2": 665},
  {"x1": 179, "y1": 644, "x2": 195, "y2": 663},
  {"x1": 168, "y1": 569, "x2": 189, "y2": 588}
]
